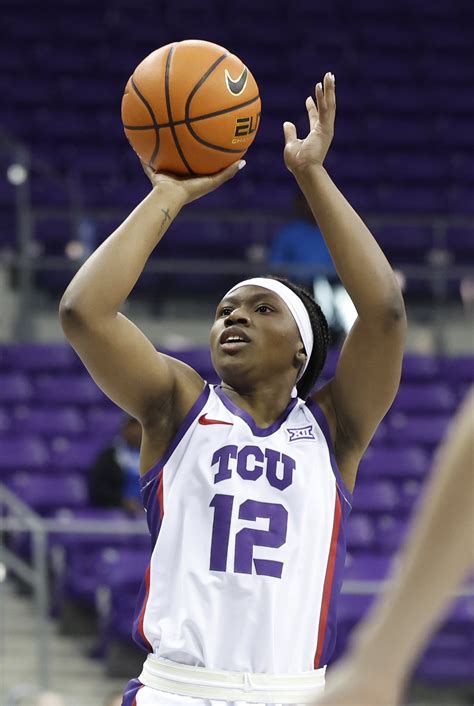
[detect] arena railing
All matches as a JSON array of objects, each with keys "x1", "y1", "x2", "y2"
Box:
[{"x1": 0, "y1": 482, "x2": 148, "y2": 691}]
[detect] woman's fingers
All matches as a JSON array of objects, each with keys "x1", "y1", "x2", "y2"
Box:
[
  {"x1": 212, "y1": 159, "x2": 246, "y2": 185},
  {"x1": 306, "y1": 95, "x2": 318, "y2": 131},
  {"x1": 315, "y1": 81, "x2": 327, "y2": 115},
  {"x1": 324, "y1": 72, "x2": 336, "y2": 110},
  {"x1": 283, "y1": 121, "x2": 298, "y2": 144},
  {"x1": 193, "y1": 159, "x2": 246, "y2": 195}
]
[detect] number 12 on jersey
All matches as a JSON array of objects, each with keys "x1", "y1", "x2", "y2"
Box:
[{"x1": 209, "y1": 494, "x2": 288, "y2": 579}]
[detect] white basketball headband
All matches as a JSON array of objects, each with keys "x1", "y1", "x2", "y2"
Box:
[{"x1": 223, "y1": 277, "x2": 314, "y2": 381}]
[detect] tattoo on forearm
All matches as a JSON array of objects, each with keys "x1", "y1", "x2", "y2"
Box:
[{"x1": 159, "y1": 208, "x2": 171, "y2": 234}]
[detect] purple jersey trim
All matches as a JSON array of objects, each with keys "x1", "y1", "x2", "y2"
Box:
[
  {"x1": 306, "y1": 398, "x2": 353, "y2": 507},
  {"x1": 139, "y1": 383, "x2": 211, "y2": 489},
  {"x1": 214, "y1": 385, "x2": 298, "y2": 437},
  {"x1": 121, "y1": 677, "x2": 143, "y2": 705}
]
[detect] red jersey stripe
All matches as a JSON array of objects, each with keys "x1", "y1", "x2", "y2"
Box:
[
  {"x1": 157, "y1": 471, "x2": 164, "y2": 519},
  {"x1": 313, "y1": 492, "x2": 342, "y2": 668}
]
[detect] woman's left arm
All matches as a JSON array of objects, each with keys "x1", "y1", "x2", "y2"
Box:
[{"x1": 284, "y1": 73, "x2": 407, "y2": 486}]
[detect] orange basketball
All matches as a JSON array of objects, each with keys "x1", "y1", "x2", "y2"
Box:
[{"x1": 121, "y1": 39, "x2": 261, "y2": 176}]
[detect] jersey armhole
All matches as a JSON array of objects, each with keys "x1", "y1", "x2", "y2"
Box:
[
  {"x1": 140, "y1": 383, "x2": 211, "y2": 489},
  {"x1": 305, "y1": 398, "x2": 353, "y2": 509}
]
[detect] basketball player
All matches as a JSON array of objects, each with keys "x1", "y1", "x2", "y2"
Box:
[
  {"x1": 59, "y1": 72, "x2": 406, "y2": 704},
  {"x1": 313, "y1": 388, "x2": 474, "y2": 706}
]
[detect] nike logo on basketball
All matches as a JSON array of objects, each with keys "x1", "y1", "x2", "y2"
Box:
[
  {"x1": 225, "y1": 67, "x2": 248, "y2": 96},
  {"x1": 199, "y1": 414, "x2": 233, "y2": 426}
]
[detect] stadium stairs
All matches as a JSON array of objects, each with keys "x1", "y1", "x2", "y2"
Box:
[{"x1": 0, "y1": 577, "x2": 127, "y2": 706}]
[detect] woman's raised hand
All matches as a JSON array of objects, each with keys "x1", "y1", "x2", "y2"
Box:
[{"x1": 283, "y1": 72, "x2": 336, "y2": 176}]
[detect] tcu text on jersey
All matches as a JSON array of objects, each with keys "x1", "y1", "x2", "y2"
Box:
[{"x1": 211, "y1": 444, "x2": 296, "y2": 491}]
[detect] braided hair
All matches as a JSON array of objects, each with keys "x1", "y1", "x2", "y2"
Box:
[{"x1": 269, "y1": 276, "x2": 330, "y2": 399}]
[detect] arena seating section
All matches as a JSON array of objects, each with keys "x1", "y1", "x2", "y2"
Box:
[
  {"x1": 1, "y1": 344, "x2": 473, "y2": 681},
  {"x1": 1, "y1": 0, "x2": 473, "y2": 299}
]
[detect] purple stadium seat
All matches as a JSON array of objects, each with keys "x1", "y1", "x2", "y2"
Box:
[
  {"x1": 358, "y1": 446, "x2": 429, "y2": 480},
  {"x1": 2, "y1": 344, "x2": 80, "y2": 373},
  {"x1": 0, "y1": 373, "x2": 33, "y2": 403},
  {"x1": 376, "y1": 186, "x2": 446, "y2": 213},
  {"x1": 392, "y1": 383, "x2": 457, "y2": 415},
  {"x1": 50, "y1": 507, "x2": 136, "y2": 548},
  {"x1": 447, "y1": 186, "x2": 474, "y2": 214},
  {"x1": 0, "y1": 347, "x2": 12, "y2": 371},
  {"x1": 335, "y1": 594, "x2": 375, "y2": 642},
  {"x1": 387, "y1": 414, "x2": 452, "y2": 448},
  {"x1": 59, "y1": 545, "x2": 149, "y2": 606},
  {"x1": 367, "y1": 118, "x2": 435, "y2": 147},
  {"x1": 96, "y1": 547, "x2": 150, "y2": 589},
  {"x1": 336, "y1": 184, "x2": 377, "y2": 212},
  {"x1": 399, "y1": 480, "x2": 424, "y2": 514},
  {"x1": 439, "y1": 356, "x2": 474, "y2": 385},
  {"x1": 12, "y1": 406, "x2": 86, "y2": 437},
  {"x1": 32, "y1": 374, "x2": 105, "y2": 405},
  {"x1": 438, "y1": 118, "x2": 474, "y2": 148},
  {"x1": 449, "y1": 154, "x2": 474, "y2": 181},
  {"x1": 416, "y1": 656, "x2": 474, "y2": 683},
  {"x1": 445, "y1": 227, "x2": 474, "y2": 259},
  {"x1": 95, "y1": 547, "x2": 151, "y2": 655},
  {"x1": 166, "y1": 348, "x2": 214, "y2": 376},
  {"x1": 0, "y1": 407, "x2": 12, "y2": 435},
  {"x1": 384, "y1": 153, "x2": 445, "y2": 182},
  {"x1": 367, "y1": 421, "x2": 388, "y2": 447},
  {"x1": 373, "y1": 225, "x2": 434, "y2": 257},
  {"x1": 376, "y1": 516, "x2": 410, "y2": 554},
  {"x1": 86, "y1": 407, "x2": 124, "y2": 437},
  {"x1": 401, "y1": 354, "x2": 439, "y2": 382},
  {"x1": 50, "y1": 512, "x2": 148, "y2": 612},
  {"x1": 31, "y1": 180, "x2": 71, "y2": 208},
  {"x1": 352, "y1": 481, "x2": 399, "y2": 515},
  {"x1": 0, "y1": 437, "x2": 49, "y2": 471},
  {"x1": 335, "y1": 552, "x2": 393, "y2": 657},
  {"x1": 344, "y1": 554, "x2": 391, "y2": 583},
  {"x1": 49, "y1": 437, "x2": 106, "y2": 473},
  {"x1": 327, "y1": 151, "x2": 380, "y2": 181},
  {"x1": 98, "y1": 589, "x2": 139, "y2": 645},
  {"x1": 444, "y1": 595, "x2": 474, "y2": 629},
  {"x1": 426, "y1": 633, "x2": 473, "y2": 656},
  {"x1": 346, "y1": 514, "x2": 375, "y2": 552},
  {"x1": 7, "y1": 471, "x2": 87, "y2": 514}
]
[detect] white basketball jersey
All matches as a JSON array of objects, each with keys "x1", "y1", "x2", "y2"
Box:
[{"x1": 132, "y1": 384, "x2": 352, "y2": 673}]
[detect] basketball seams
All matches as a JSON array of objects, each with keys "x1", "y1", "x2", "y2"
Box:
[
  {"x1": 184, "y1": 54, "x2": 255, "y2": 154},
  {"x1": 123, "y1": 94, "x2": 260, "y2": 131},
  {"x1": 164, "y1": 46, "x2": 194, "y2": 175},
  {"x1": 130, "y1": 76, "x2": 161, "y2": 166}
]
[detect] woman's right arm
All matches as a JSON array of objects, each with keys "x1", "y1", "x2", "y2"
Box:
[{"x1": 59, "y1": 160, "x2": 244, "y2": 427}]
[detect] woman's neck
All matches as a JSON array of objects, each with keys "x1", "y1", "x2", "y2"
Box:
[{"x1": 219, "y1": 382, "x2": 294, "y2": 428}]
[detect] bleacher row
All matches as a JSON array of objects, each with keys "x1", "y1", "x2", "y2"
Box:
[{"x1": 1, "y1": 343, "x2": 473, "y2": 681}]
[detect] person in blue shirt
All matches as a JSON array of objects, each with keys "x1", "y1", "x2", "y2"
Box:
[
  {"x1": 89, "y1": 415, "x2": 142, "y2": 513},
  {"x1": 270, "y1": 192, "x2": 356, "y2": 340}
]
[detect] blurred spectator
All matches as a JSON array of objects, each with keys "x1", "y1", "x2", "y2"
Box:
[
  {"x1": 89, "y1": 415, "x2": 142, "y2": 513},
  {"x1": 269, "y1": 192, "x2": 357, "y2": 340},
  {"x1": 104, "y1": 693, "x2": 122, "y2": 706}
]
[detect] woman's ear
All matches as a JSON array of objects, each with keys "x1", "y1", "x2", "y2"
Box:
[{"x1": 294, "y1": 347, "x2": 307, "y2": 371}]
